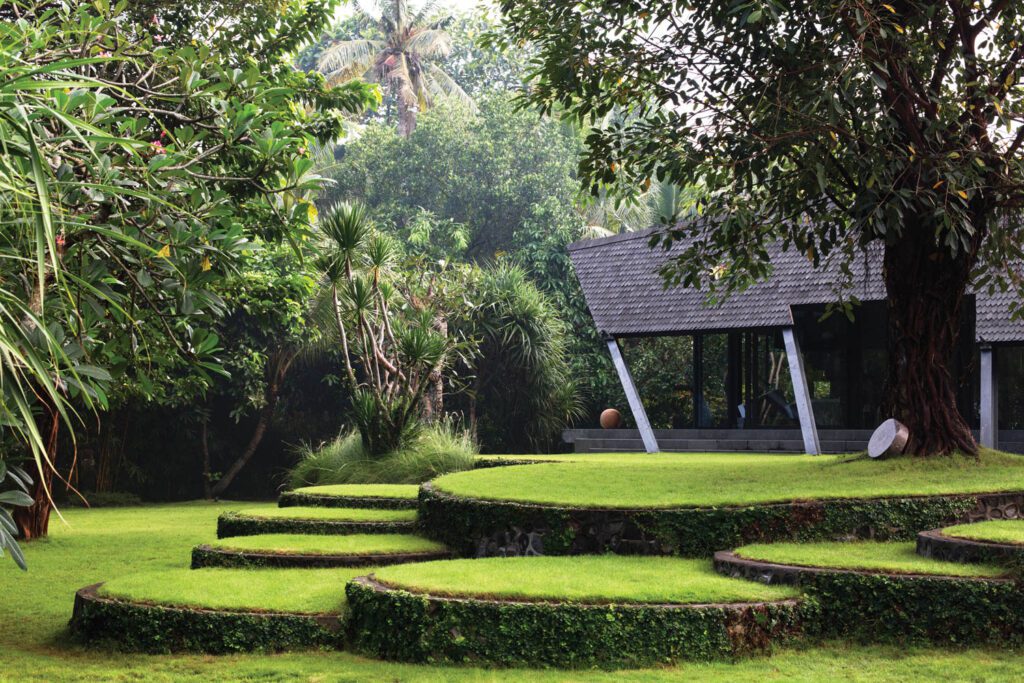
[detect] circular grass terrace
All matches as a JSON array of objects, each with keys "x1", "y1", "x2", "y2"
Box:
[
  {"x1": 713, "y1": 540, "x2": 1024, "y2": 646},
  {"x1": 71, "y1": 567, "x2": 366, "y2": 653},
  {"x1": 217, "y1": 506, "x2": 417, "y2": 538},
  {"x1": 420, "y1": 451, "x2": 1024, "y2": 557},
  {"x1": 918, "y1": 520, "x2": 1024, "y2": 564},
  {"x1": 346, "y1": 556, "x2": 803, "y2": 668},
  {"x1": 279, "y1": 484, "x2": 419, "y2": 509},
  {"x1": 191, "y1": 533, "x2": 449, "y2": 568}
]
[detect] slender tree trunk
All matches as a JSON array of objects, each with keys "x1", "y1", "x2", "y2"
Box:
[
  {"x1": 209, "y1": 350, "x2": 293, "y2": 498},
  {"x1": 397, "y1": 95, "x2": 416, "y2": 138},
  {"x1": 422, "y1": 318, "x2": 447, "y2": 422},
  {"x1": 13, "y1": 407, "x2": 59, "y2": 540},
  {"x1": 882, "y1": 215, "x2": 983, "y2": 456},
  {"x1": 201, "y1": 415, "x2": 213, "y2": 500}
]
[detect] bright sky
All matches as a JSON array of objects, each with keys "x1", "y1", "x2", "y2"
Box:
[{"x1": 336, "y1": 0, "x2": 494, "y2": 19}]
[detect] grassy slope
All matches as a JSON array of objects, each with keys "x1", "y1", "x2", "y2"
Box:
[
  {"x1": 227, "y1": 505, "x2": 416, "y2": 522},
  {"x1": 371, "y1": 556, "x2": 796, "y2": 604},
  {"x1": 207, "y1": 533, "x2": 444, "y2": 555},
  {"x1": 435, "y1": 450, "x2": 1024, "y2": 508},
  {"x1": 291, "y1": 484, "x2": 419, "y2": 499},
  {"x1": 4, "y1": 502, "x2": 1024, "y2": 681},
  {"x1": 942, "y1": 520, "x2": 1024, "y2": 545},
  {"x1": 99, "y1": 567, "x2": 363, "y2": 614},
  {"x1": 734, "y1": 541, "x2": 1007, "y2": 577}
]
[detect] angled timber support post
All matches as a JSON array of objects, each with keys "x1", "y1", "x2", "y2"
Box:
[
  {"x1": 782, "y1": 326, "x2": 821, "y2": 455},
  {"x1": 605, "y1": 335, "x2": 660, "y2": 453},
  {"x1": 980, "y1": 344, "x2": 998, "y2": 449}
]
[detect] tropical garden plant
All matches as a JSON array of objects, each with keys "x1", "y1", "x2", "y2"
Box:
[
  {"x1": 0, "y1": 0, "x2": 376, "y2": 540},
  {"x1": 460, "y1": 264, "x2": 583, "y2": 451},
  {"x1": 317, "y1": 202, "x2": 459, "y2": 455}
]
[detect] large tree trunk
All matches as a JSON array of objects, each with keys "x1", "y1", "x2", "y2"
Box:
[
  {"x1": 882, "y1": 216, "x2": 983, "y2": 456},
  {"x1": 13, "y1": 408, "x2": 59, "y2": 540}
]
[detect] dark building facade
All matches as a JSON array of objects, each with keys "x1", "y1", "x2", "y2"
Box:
[{"x1": 566, "y1": 228, "x2": 1024, "y2": 454}]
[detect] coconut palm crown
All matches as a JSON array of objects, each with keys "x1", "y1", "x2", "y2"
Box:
[{"x1": 318, "y1": 0, "x2": 473, "y2": 137}]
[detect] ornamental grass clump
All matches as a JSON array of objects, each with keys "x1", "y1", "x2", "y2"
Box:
[{"x1": 288, "y1": 421, "x2": 477, "y2": 488}]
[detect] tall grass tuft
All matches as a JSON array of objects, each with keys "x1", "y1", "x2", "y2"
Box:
[{"x1": 288, "y1": 421, "x2": 477, "y2": 488}]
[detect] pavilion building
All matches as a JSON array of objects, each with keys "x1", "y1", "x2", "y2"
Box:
[{"x1": 564, "y1": 228, "x2": 1024, "y2": 454}]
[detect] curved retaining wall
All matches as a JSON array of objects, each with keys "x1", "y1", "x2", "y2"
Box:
[
  {"x1": 712, "y1": 551, "x2": 1024, "y2": 646},
  {"x1": 69, "y1": 584, "x2": 342, "y2": 654},
  {"x1": 191, "y1": 544, "x2": 451, "y2": 569},
  {"x1": 916, "y1": 528, "x2": 1024, "y2": 564},
  {"x1": 345, "y1": 576, "x2": 803, "y2": 668},
  {"x1": 216, "y1": 512, "x2": 416, "y2": 538},
  {"x1": 418, "y1": 484, "x2": 1024, "y2": 558}
]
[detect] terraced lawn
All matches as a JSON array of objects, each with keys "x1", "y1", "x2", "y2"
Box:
[
  {"x1": 733, "y1": 541, "x2": 1007, "y2": 577},
  {"x1": 6, "y1": 501, "x2": 1024, "y2": 681},
  {"x1": 206, "y1": 533, "x2": 444, "y2": 556},
  {"x1": 99, "y1": 567, "x2": 362, "y2": 614},
  {"x1": 433, "y1": 450, "x2": 1024, "y2": 508},
  {"x1": 224, "y1": 505, "x2": 415, "y2": 522},
  {"x1": 941, "y1": 520, "x2": 1024, "y2": 545},
  {"x1": 370, "y1": 556, "x2": 797, "y2": 604},
  {"x1": 290, "y1": 484, "x2": 419, "y2": 499}
]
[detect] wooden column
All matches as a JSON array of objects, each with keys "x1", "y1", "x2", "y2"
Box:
[
  {"x1": 782, "y1": 327, "x2": 821, "y2": 455},
  {"x1": 606, "y1": 337, "x2": 660, "y2": 453},
  {"x1": 980, "y1": 345, "x2": 998, "y2": 449}
]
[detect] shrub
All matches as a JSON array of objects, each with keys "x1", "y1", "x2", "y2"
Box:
[{"x1": 288, "y1": 423, "x2": 476, "y2": 488}]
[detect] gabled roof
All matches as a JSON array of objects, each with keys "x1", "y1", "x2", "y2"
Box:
[{"x1": 567, "y1": 227, "x2": 1024, "y2": 343}]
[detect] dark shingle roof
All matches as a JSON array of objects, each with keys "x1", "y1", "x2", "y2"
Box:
[{"x1": 568, "y1": 228, "x2": 1023, "y2": 343}]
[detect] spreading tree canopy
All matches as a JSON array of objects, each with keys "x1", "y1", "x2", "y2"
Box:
[{"x1": 498, "y1": 0, "x2": 1024, "y2": 455}]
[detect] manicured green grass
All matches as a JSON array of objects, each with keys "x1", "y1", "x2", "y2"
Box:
[
  {"x1": 207, "y1": 533, "x2": 444, "y2": 556},
  {"x1": 433, "y1": 450, "x2": 1024, "y2": 508},
  {"x1": 6, "y1": 502, "x2": 1024, "y2": 681},
  {"x1": 941, "y1": 520, "x2": 1024, "y2": 545},
  {"x1": 99, "y1": 567, "x2": 363, "y2": 614},
  {"x1": 734, "y1": 541, "x2": 1007, "y2": 577},
  {"x1": 371, "y1": 556, "x2": 797, "y2": 604},
  {"x1": 291, "y1": 483, "x2": 419, "y2": 499},
  {"x1": 226, "y1": 505, "x2": 416, "y2": 522}
]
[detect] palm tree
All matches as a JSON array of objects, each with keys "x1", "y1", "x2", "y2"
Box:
[{"x1": 317, "y1": 0, "x2": 473, "y2": 137}]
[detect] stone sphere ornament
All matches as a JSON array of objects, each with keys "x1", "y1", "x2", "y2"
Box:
[
  {"x1": 599, "y1": 408, "x2": 622, "y2": 429},
  {"x1": 868, "y1": 418, "x2": 910, "y2": 459}
]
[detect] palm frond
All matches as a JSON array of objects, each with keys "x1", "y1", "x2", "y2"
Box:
[
  {"x1": 421, "y1": 63, "x2": 476, "y2": 111},
  {"x1": 318, "y1": 39, "x2": 384, "y2": 78},
  {"x1": 405, "y1": 28, "x2": 452, "y2": 59}
]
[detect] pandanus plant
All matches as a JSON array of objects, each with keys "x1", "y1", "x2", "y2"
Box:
[{"x1": 318, "y1": 202, "x2": 450, "y2": 455}]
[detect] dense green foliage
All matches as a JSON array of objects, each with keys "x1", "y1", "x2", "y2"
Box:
[
  {"x1": 942, "y1": 520, "x2": 1024, "y2": 545},
  {"x1": 733, "y1": 542, "x2": 1005, "y2": 578},
  {"x1": 289, "y1": 426, "x2": 476, "y2": 487},
  {"x1": 801, "y1": 572, "x2": 1024, "y2": 646},
  {"x1": 323, "y1": 97, "x2": 580, "y2": 259},
  {"x1": 346, "y1": 578, "x2": 803, "y2": 668},
  {"x1": 372, "y1": 556, "x2": 797, "y2": 604},
  {"x1": 0, "y1": 0, "x2": 376, "y2": 535},
  {"x1": 431, "y1": 451, "x2": 1024, "y2": 508},
  {"x1": 72, "y1": 587, "x2": 343, "y2": 654}
]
